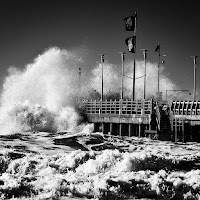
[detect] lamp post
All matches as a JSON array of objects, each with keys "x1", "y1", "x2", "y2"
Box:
[
  {"x1": 192, "y1": 56, "x2": 198, "y2": 101},
  {"x1": 132, "y1": 11, "x2": 137, "y2": 101},
  {"x1": 119, "y1": 52, "x2": 125, "y2": 100},
  {"x1": 100, "y1": 54, "x2": 105, "y2": 101},
  {"x1": 78, "y1": 67, "x2": 81, "y2": 93}
]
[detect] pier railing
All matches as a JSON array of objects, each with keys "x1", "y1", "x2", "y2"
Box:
[
  {"x1": 86, "y1": 99, "x2": 153, "y2": 117},
  {"x1": 171, "y1": 101, "x2": 200, "y2": 115}
]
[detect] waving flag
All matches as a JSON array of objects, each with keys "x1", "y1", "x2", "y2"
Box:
[
  {"x1": 155, "y1": 43, "x2": 160, "y2": 52},
  {"x1": 125, "y1": 36, "x2": 136, "y2": 53},
  {"x1": 124, "y1": 14, "x2": 136, "y2": 31},
  {"x1": 193, "y1": 56, "x2": 197, "y2": 64}
]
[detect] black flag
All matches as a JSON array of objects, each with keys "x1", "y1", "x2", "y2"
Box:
[
  {"x1": 79, "y1": 67, "x2": 81, "y2": 76},
  {"x1": 194, "y1": 56, "x2": 197, "y2": 65},
  {"x1": 124, "y1": 14, "x2": 136, "y2": 31},
  {"x1": 125, "y1": 36, "x2": 136, "y2": 53},
  {"x1": 155, "y1": 44, "x2": 160, "y2": 52}
]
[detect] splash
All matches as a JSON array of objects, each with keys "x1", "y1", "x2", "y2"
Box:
[
  {"x1": 90, "y1": 62, "x2": 121, "y2": 99},
  {"x1": 1, "y1": 47, "x2": 83, "y2": 110},
  {"x1": 0, "y1": 47, "x2": 86, "y2": 134},
  {"x1": 0, "y1": 46, "x2": 186, "y2": 134},
  {"x1": 90, "y1": 60, "x2": 180, "y2": 100}
]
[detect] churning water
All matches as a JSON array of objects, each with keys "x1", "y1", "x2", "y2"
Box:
[{"x1": 0, "y1": 47, "x2": 199, "y2": 199}]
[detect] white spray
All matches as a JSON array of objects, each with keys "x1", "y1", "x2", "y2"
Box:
[{"x1": 0, "y1": 47, "x2": 187, "y2": 135}]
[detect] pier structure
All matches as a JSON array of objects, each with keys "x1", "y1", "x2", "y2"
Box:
[
  {"x1": 86, "y1": 99, "x2": 200, "y2": 142},
  {"x1": 84, "y1": 12, "x2": 199, "y2": 143},
  {"x1": 170, "y1": 101, "x2": 200, "y2": 142},
  {"x1": 86, "y1": 99, "x2": 154, "y2": 137}
]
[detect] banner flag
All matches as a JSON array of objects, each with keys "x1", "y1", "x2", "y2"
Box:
[
  {"x1": 125, "y1": 36, "x2": 136, "y2": 53},
  {"x1": 155, "y1": 44, "x2": 160, "y2": 52},
  {"x1": 124, "y1": 15, "x2": 136, "y2": 31}
]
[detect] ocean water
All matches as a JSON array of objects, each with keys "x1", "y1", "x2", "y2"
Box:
[
  {"x1": 0, "y1": 47, "x2": 199, "y2": 199},
  {"x1": 1, "y1": 131, "x2": 200, "y2": 199}
]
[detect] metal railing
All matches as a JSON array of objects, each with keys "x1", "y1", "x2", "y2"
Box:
[
  {"x1": 86, "y1": 99, "x2": 153, "y2": 117},
  {"x1": 171, "y1": 101, "x2": 200, "y2": 115}
]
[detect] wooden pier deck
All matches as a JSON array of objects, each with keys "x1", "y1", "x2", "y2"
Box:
[{"x1": 85, "y1": 99, "x2": 200, "y2": 142}]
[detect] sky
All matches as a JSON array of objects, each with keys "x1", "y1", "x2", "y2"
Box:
[{"x1": 0, "y1": 0, "x2": 199, "y2": 94}]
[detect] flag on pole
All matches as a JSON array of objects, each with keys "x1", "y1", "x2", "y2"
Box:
[
  {"x1": 79, "y1": 67, "x2": 81, "y2": 76},
  {"x1": 125, "y1": 36, "x2": 136, "y2": 53},
  {"x1": 124, "y1": 14, "x2": 136, "y2": 31},
  {"x1": 194, "y1": 56, "x2": 197, "y2": 65},
  {"x1": 100, "y1": 54, "x2": 105, "y2": 62},
  {"x1": 155, "y1": 44, "x2": 160, "y2": 52}
]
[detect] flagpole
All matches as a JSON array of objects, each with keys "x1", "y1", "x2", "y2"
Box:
[
  {"x1": 192, "y1": 56, "x2": 198, "y2": 101},
  {"x1": 133, "y1": 53, "x2": 136, "y2": 100},
  {"x1": 119, "y1": 52, "x2": 125, "y2": 100},
  {"x1": 100, "y1": 54, "x2": 105, "y2": 101},
  {"x1": 158, "y1": 43, "x2": 160, "y2": 93},
  {"x1": 141, "y1": 49, "x2": 149, "y2": 99},
  {"x1": 132, "y1": 11, "x2": 137, "y2": 101},
  {"x1": 79, "y1": 67, "x2": 81, "y2": 93}
]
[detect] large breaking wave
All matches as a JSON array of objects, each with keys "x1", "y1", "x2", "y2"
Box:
[
  {"x1": 0, "y1": 48, "x2": 85, "y2": 134},
  {"x1": 0, "y1": 47, "x2": 193, "y2": 135}
]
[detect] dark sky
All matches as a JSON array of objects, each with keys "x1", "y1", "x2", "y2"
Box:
[{"x1": 0, "y1": 0, "x2": 199, "y2": 92}]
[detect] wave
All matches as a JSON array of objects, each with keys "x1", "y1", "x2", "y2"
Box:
[
  {"x1": 0, "y1": 46, "x2": 190, "y2": 134},
  {"x1": 0, "y1": 134, "x2": 200, "y2": 199}
]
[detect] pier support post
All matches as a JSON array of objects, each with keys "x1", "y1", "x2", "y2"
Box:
[
  {"x1": 102, "y1": 123, "x2": 105, "y2": 134},
  {"x1": 110, "y1": 123, "x2": 113, "y2": 135},
  {"x1": 139, "y1": 124, "x2": 141, "y2": 137},
  {"x1": 119, "y1": 123, "x2": 122, "y2": 136}
]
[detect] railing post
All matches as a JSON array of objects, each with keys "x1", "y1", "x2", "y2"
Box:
[
  {"x1": 110, "y1": 99, "x2": 112, "y2": 114},
  {"x1": 126, "y1": 99, "x2": 128, "y2": 115},
  {"x1": 105, "y1": 99, "x2": 107, "y2": 115},
  {"x1": 119, "y1": 99, "x2": 122, "y2": 116},
  {"x1": 115, "y1": 99, "x2": 116, "y2": 115},
  {"x1": 136, "y1": 100, "x2": 138, "y2": 115}
]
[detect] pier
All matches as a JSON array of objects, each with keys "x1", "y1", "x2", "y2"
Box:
[
  {"x1": 86, "y1": 99, "x2": 200, "y2": 142},
  {"x1": 83, "y1": 11, "x2": 199, "y2": 143}
]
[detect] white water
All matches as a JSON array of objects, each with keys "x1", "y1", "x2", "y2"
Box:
[
  {"x1": 0, "y1": 47, "x2": 199, "y2": 199},
  {"x1": 0, "y1": 132, "x2": 200, "y2": 199}
]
